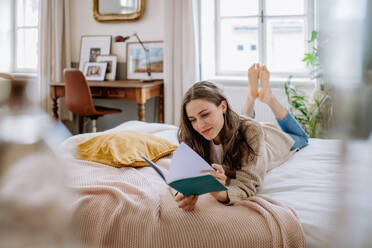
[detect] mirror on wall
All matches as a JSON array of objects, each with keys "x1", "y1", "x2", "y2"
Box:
[{"x1": 93, "y1": 0, "x2": 145, "y2": 22}]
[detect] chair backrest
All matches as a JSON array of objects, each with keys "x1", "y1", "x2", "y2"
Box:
[
  {"x1": 0, "y1": 73, "x2": 15, "y2": 80},
  {"x1": 64, "y1": 69, "x2": 96, "y2": 116}
]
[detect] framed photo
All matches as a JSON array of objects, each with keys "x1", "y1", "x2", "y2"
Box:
[
  {"x1": 126, "y1": 41, "x2": 163, "y2": 80},
  {"x1": 79, "y1": 35, "x2": 111, "y2": 71},
  {"x1": 96, "y1": 55, "x2": 117, "y2": 81},
  {"x1": 83, "y1": 62, "x2": 107, "y2": 81}
]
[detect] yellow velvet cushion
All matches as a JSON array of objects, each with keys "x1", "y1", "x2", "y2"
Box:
[{"x1": 77, "y1": 130, "x2": 178, "y2": 167}]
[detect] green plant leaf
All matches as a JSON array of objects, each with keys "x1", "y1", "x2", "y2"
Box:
[
  {"x1": 291, "y1": 95, "x2": 307, "y2": 100},
  {"x1": 283, "y1": 30, "x2": 334, "y2": 137},
  {"x1": 302, "y1": 53, "x2": 316, "y2": 66},
  {"x1": 308, "y1": 30, "x2": 318, "y2": 43}
]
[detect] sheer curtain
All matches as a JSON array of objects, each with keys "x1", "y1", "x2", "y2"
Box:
[
  {"x1": 164, "y1": 0, "x2": 200, "y2": 125},
  {"x1": 38, "y1": 0, "x2": 71, "y2": 116}
]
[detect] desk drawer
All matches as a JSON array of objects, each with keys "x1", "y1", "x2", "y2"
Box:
[
  {"x1": 91, "y1": 88, "x2": 102, "y2": 96},
  {"x1": 107, "y1": 89, "x2": 126, "y2": 98}
]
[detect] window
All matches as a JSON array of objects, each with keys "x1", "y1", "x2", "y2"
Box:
[
  {"x1": 200, "y1": 0, "x2": 314, "y2": 79},
  {"x1": 0, "y1": 0, "x2": 39, "y2": 73},
  {"x1": 0, "y1": 0, "x2": 13, "y2": 72},
  {"x1": 14, "y1": 0, "x2": 39, "y2": 73}
]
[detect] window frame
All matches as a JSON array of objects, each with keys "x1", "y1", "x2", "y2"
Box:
[
  {"x1": 12, "y1": 0, "x2": 39, "y2": 74},
  {"x1": 210, "y1": 0, "x2": 315, "y2": 79}
]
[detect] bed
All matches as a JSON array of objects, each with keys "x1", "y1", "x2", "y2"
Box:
[{"x1": 61, "y1": 120, "x2": 342, "y2": 248}]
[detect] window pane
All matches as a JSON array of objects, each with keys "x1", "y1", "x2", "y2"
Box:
[
  {"x1": 0, "y1": 0, "x2": 12, "y2": 71},
  {"x1": 266, "y1": 18, "x2": 306, "y2": 72},
  {"x1": 220, "y1": 0, "x2": 259, "y2": 17},
  {"x1": 219, "y1": 18, "x2": 259, "y2": 72},
  {"x1": 265, "y1": 0, "x2": 304, "y2": 16},
  {"x1": 17, "y1": 0, "x2": 39, "y2": 27},
  {"x1": 17, "y1": 28, "x2": 38, "y2": 69}
]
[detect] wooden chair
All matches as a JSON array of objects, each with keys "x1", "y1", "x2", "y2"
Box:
[{"x1": 64, "y1": 69, "x2": 122, "y2": 133}]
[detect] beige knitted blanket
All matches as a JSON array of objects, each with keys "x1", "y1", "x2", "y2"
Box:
[{"x1": 68, "y1": 158, "x2": 306, "y2": 248}]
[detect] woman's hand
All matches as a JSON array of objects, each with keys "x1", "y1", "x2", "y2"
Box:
[
  {"x1": 202, "y1": 164, "x2": 229, "y2": 203},
  {"x1": 206, "y1": 164, "x2": 227, "y2": 185},
  {"x1": 175, "y1": 193, "x2": 199, "y2": 211}
]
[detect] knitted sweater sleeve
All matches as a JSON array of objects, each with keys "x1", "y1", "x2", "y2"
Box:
[{"x1": 225, "y1": 121, "x2": 267, "y2": 205}]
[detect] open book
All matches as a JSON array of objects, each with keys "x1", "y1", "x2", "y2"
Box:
[{"x1": 141, "y1": 142, "x2": 227, "y2": 196}]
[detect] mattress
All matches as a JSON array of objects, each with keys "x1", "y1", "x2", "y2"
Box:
[
  {"x1": 60, "y1": 120, "x2": 342, "y2": 248},
  {"x1": 259, "y1": 138, "x2": 342, "y2": 248}
]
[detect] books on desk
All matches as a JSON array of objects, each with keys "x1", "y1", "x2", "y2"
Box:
[{"x1": 141, "y1": 142, "x2": 227, "y2": 196}]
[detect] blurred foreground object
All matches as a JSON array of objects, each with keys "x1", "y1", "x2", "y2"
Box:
[
  {"x1": 0, "y1": 78, "x2": 77, "y2": 247},
  {"x1": 320, "y1": 0, "x2": 372, "y2": 247}
]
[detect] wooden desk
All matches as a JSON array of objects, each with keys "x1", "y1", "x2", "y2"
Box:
[{"x1": 50, "y1": 80, "x2": 164, "y2": 123}]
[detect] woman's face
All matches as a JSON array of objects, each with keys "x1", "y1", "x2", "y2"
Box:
[{"x1": 186, "y1": 99, "x2": 226, "y2": 143}]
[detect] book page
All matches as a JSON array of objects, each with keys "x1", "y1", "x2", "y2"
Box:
[
  {"x1": 167, "y1": 143, "x2": 213, "y2": 183},
  {"x1": 140, "y1": 155, "x2": 169, "y2": 182}
]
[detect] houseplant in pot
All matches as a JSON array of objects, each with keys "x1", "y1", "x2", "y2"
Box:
[{"x1": 284, "y1": 31, "x2": 334, "y2": 138}]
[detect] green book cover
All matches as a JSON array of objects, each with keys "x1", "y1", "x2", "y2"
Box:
[{"x1": 141, "y1": 142, "x2": 227, "y2": 196}]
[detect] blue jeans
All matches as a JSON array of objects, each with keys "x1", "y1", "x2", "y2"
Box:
[{"x1": 277, "y1": 113, "x2": 309, "y2": 150}]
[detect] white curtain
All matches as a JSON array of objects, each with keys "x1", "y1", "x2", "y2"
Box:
[
  {"x1": 38, "y1": 0, "x2": 71, "y2": 116},
  {"x1": 164, "y1": 0, "x2": 200, "y2": 125}
]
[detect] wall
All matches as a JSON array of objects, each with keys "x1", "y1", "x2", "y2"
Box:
[
  {"x1": 222, "y1": 84, "x2": 313, "y2": 123},
  {"x1": 68, "y1": 0, "x2": 165, "y2": 133},
  {"x1": 68, "y1": 0, "x2": 314, "y2": 133}
]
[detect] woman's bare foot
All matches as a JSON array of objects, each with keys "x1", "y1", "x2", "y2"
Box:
[
  {"x1": 248, "y1": 64, "x2": 259, "y2": 98},
  {"x1": 258, "y1": 66, "x2": 273, "y2": 103}
]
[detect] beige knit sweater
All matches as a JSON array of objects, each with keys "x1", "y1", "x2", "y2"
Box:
[{"x1": 213, "y1": 116, "x2": 296, "y2": 205}]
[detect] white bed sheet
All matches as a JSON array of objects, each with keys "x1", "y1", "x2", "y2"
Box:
[
  {"x1": 259, "y1": 138, "x2": 342, "y2": 248},
  {"x1": 61, "y1": 121, "x2": 342, "y2": 248}
]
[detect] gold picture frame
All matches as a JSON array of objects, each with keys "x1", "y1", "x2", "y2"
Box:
[{"x1": 93, "y1": 0, "x2": 145, "y2": 23}]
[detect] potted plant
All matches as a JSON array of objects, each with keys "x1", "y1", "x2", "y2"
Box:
[{"x1": 284, "y1": 31, "x2": 334, "y2": 138}]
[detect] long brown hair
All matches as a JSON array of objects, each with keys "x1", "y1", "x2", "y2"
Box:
[{"x1": 177, "y1": 81, "x2": 256, "y2": 171}]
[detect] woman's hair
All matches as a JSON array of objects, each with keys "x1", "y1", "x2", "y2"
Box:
[{"x1": 177, "y1": 81, "x2": 256, "y2": 171}]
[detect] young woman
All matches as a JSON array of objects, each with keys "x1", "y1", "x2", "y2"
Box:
[{"x1": 175, "y1": 64, "x2": 308, "y2": 211}]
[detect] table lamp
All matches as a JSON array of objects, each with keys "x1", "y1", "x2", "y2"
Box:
[{"x1": 115, "y1": 33, "x2": 152, "y2": 80}]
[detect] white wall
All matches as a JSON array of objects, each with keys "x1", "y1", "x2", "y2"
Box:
[
  {"x1": 68, "y1": 0, "x2": 314, "y2": 132},
  {"x1": 68, "y1": 0, "x2": 165, "y2": 132},
  {"x1": 70, "y1": 0, "x2": 165, "y2": 63},
  {"x1": 222, "y1": 85, "x2": 290, "y2": 123}
]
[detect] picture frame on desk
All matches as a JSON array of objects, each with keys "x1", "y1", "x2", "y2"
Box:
[
  {"x1": 79, "y1": 35, "x2": 111, "y2": 71},
  {"x1": 83, "y1": 62, "x2": 107, "y2": 81},
  {"x1": 126, "y1": 41, "x2": 163, "y2": 81},
  {"x1": 96, "y1": 55, "x2": 117, "y2": 81}
]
